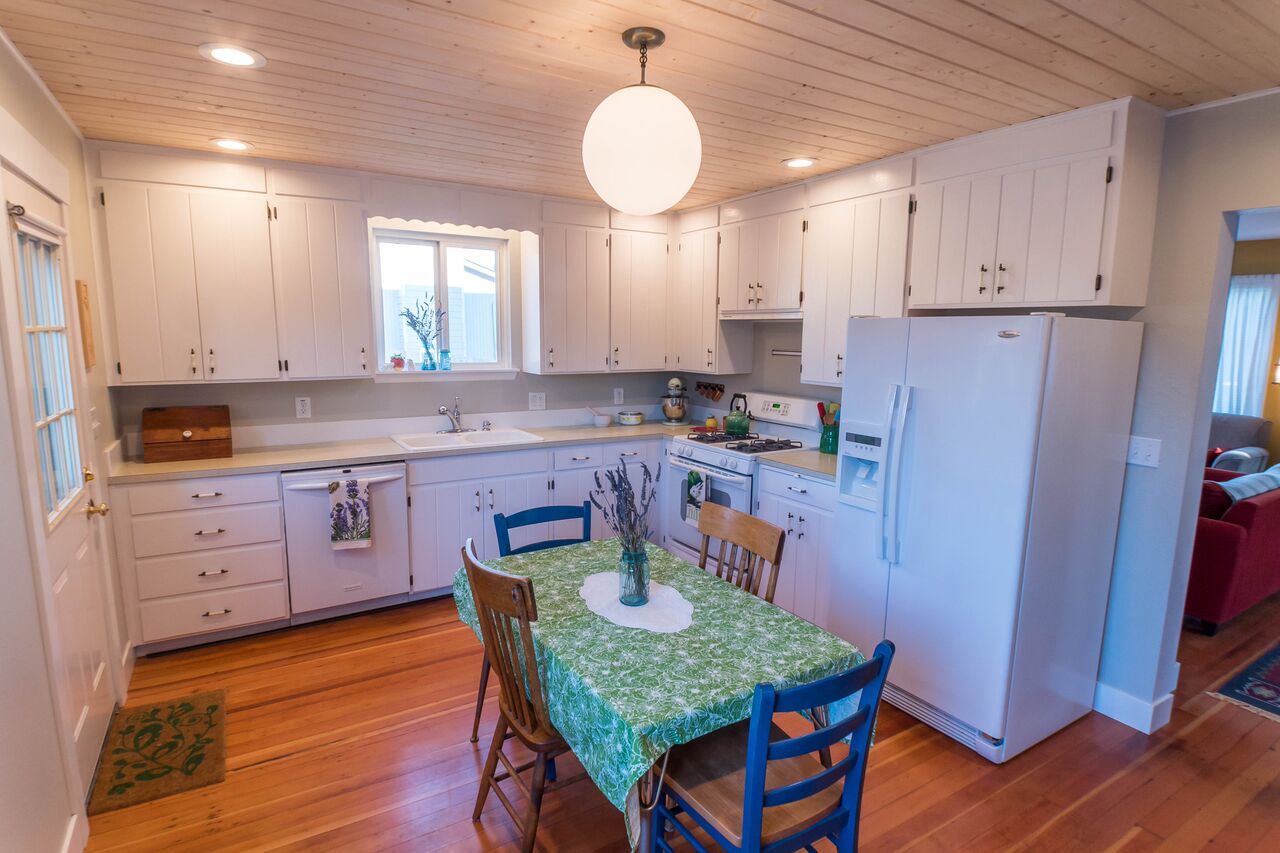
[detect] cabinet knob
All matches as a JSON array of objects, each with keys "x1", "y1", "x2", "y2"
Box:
[{"x1": 182, "y1": 429, "x2": 194, "y2": 440}]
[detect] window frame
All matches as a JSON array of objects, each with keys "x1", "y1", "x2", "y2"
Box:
[{"x1": 369, "y1": 224, "x2": 513, "y2": 379}]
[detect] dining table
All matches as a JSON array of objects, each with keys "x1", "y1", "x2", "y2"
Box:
[{"x1": 452, "y1": 536, "x2": 865, "y2": 848}]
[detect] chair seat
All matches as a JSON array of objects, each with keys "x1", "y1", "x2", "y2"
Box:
[{"x1": 665, "y1": 719, "x2": 843, "y2": 848}]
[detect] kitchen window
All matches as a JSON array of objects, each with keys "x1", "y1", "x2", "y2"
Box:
[{"x1": 371, "y1": 227, "x2": 510, "y2": 375}]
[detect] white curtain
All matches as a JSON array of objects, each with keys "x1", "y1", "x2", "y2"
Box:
[{"x1": 1213, "y1": 274, "x2": 1280, "y2": 416}]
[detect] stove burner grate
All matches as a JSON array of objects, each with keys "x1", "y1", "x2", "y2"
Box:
[
  {"x1": 723, "y1": 438, "x2": 805, "y2": 454},
  {"x1": 685, "y1": 431, "x2": 759, "y2": 444}
]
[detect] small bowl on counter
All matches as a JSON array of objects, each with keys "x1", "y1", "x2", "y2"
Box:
[{"x1": 616, "y1": 411, "x2": 645, "y2": 426}]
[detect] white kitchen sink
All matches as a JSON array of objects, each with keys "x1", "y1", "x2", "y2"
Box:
[{"x1": 391, "y1": 428, "x2": 542, "y2": 452}]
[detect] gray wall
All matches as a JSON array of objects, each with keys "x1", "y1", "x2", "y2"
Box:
[{"x1": 1097, "y1": 91, "x2": 1280, "y2": 718}]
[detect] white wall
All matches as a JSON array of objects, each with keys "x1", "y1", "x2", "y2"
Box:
[{"x1": 1094, "y1": 90, "x2": 1280, "y2": 730}]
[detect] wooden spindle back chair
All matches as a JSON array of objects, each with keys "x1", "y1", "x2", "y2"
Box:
[{"x1": 696, "y1": 502, "x2": 786, "y2": 603}]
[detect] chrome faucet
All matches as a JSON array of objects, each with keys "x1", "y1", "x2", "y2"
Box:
[{"x1": 437, "y1": 396, "x2": 472, "y2": 433}]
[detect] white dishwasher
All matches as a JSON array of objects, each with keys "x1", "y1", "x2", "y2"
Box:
[{"x1": 282, "y1": 462, "x2": 410, "y2": 615}]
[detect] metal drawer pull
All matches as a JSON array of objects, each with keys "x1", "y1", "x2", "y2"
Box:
[
  {"x1": 195, "y1": 528, "x2": 226, "y2": 536},
  {"x1": 191, "y1": 491, "x2": 223, "y2": 499},
  {"x1": 619, "y1": 452, "x2": 639, "y2": 457},
  {"x1": 202, "y1": 609, "x2": 232, "y2": 617},
  {"x1": 786, "y1": 486, "x2": 808, "y2": 494},
  {"x1": 198, "y1": 569, "x2": 229, "y2": 577},
  {"x1": 488, "y1": 488, "x2": 495, "y2": 510},
  {"x1": 475, "y1": 490, "x2": 482, "y2": 512},
  {"x1": 570, "y1": 455, "x2": 592, "y2": 461}
]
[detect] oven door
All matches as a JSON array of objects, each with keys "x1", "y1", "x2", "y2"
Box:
[{"x1": 663, "y1": 453, "x2": 753, "y2": 560}]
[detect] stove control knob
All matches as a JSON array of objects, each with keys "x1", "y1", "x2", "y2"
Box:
[{"x1": 719, "y1": 455, "x2": 728, "y2": 467}]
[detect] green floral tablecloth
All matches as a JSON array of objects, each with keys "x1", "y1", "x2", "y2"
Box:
[{"x1": 452, "y1": 537, "x2": 865, "y2": 816}]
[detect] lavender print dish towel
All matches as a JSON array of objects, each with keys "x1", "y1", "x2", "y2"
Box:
[{"x1": 329, "y1": 479, "x2": 373, "y2": 549}]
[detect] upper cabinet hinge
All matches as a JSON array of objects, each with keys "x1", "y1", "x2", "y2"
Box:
[
  {"x1": 799, "y1": 290, "x2": 805, "y2": 304},
  {"x1": 1095, "y1": 274, "x2": 1103, "y2": 292},
  {"x1": 909, "y1": 198, "x2": 917, "y2": 214},
  {"x1": 907, "y1": 285, "x2": 912, "y2": 296},
  {"x1": 606, "y1": 235, "x2": 611, "y2": 248},
  {"x1": 115, "y1": 361, "x2": 121, "y2": 375},
  {"x1": 267, "y1": 202, "x2": 272, "y2": 220},
  {"x1": 99, "y1": 191, "x2": 106, "y2": 206},
  {"x1": 407, "y1": 494, "x2": 412, "y2": 507},
  {"x1": 717, "y1": 232, "x2": 722, "y2": 245},
  {"x1": 802, "y1": 219, "x2": 808, "y2": 232},
  {"x1": 1105, "y1": 165, "x2": 1114, "y2": 184}
]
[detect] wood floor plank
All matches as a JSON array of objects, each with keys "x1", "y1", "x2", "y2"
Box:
[{"x1": 87, "y1": 591, "x2": 1280, "y2": 852}]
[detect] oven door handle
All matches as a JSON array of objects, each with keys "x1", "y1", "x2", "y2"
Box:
[{"x1": 666, "y1": 456, "x2": 749, "y2": 485}]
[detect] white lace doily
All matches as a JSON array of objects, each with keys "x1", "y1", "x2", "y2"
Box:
[{"x1": 578, "y1": 571, "x2": 693, "y2": 633}]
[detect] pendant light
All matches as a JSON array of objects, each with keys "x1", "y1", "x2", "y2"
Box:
[{"x1": 582, "y1": 28, "x2": 702, "y2": 216}]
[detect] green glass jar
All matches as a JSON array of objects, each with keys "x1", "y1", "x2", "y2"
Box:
[{"x1": 819, "y1": 423, "x2": 839, "y2": 455}]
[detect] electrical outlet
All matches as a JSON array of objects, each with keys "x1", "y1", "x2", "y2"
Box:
[
  {"x1": 295, "y1": 397, "x2": 312, "y2": 419},
  {"x1": 528, "y1": 392, "x2": 546, "y2": 411},
  {"x1": 613, "y1": 387, "x2": 624, "y2": 405},
  {"x1": 1127, "y1": 435, "x2": 1161, "y2": 468}
]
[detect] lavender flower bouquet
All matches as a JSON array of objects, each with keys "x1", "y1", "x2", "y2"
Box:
[{"x1": 590, "y1": 456, "x2": 660, "y2": 605}]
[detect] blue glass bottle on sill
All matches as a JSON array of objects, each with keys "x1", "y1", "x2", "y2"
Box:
[{"x1": 440, "y1": 349, "x2": 452, "y2": 371}]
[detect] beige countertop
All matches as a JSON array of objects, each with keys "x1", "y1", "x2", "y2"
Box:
[
  {"x1": 757, "y1": 449, "x2": 838, "y2": 482},
  {"x1": 108, "y1": 422, "x2": 688, "y2": 485}
]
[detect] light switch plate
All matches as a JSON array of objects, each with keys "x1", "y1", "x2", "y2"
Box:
[
  {"x1": 295, "y1": 397, "x2": 312, "y2": 419},
  {"x1": 613, "y1": 387, "x2": 624, "y2": 404},
  {"x1": 528, "y1": 392, "x2": 546, "y2": 411},
  {"x1": 1127, "y1": 435, "x2": 1161, "y2": 468}
]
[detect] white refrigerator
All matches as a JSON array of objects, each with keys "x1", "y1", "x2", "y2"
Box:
[{"x1": 826, "y1": 315, "x2": 1142, "y2": 762}]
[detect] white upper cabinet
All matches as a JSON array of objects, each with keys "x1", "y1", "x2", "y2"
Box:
[
  {"x1": 528, "y1": 223, "x2": 610, "y2": 373},
  {"x1": 272, "y1": 198, "x2": 372, "y2": 379},
  {"x1": 102, "y1": 181, "x2": 205, "y2": 382},
  {"x1": 103, "y1": 182, "x2": 278, "y2": 383},
  {"x1": 718, "y1": 209, "x2": 804, "y2": 317},
  {"x1": 188, "y1": 190, "x2": 280, "y2": 381},
  {"x1": 908, "y1": 99, "x2": 1163, "y2": 309},
  {"x1": 800, "y1": 190, "x2": 909, "y2": 387},
  {"x1": 609, "y1": 229, "x2": 668, "y2": 372},
  {"x1": 671, "y1": 227, "x2": 752, "y2": 374}
]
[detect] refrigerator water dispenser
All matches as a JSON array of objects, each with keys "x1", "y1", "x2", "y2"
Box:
[{"x1": 838, "y1": 421, "x2": 887, "y2": 511}]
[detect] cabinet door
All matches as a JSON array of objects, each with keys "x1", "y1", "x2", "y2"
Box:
[
  {"x1": 960, "y1": 175, "x2": 1001, "y2": 304},
  {"x1": 800, "y1": 199, "x2": 854, "y2": 387},
  {"x1": 336, "y1": 203, "x2": 373, "y2": 376},
  {"x1": 1056, "y1": 155, "x2": 1110, "y2": 302},
  {"x1": 189, "y1": 190, "x2": 280, "y2": 380},
  {"x1": 695, "y1": 229, "x2": 720, "y2": 370},
  {"x1": 874, "y1": 192, "x2": 910, "y2": 318},
  {"x1": 756, "y1": 492, "x2": 799, "y2": 614},
  {"x1": 791, "y1": 506, "x2": 829, "y2": 625},
  {"x1": 552, "y1": 467, "x2": 605, "y2": 541},
  {"x1": 717, "y1": 224, "x2": 743, "y2": 312},
  {"x1": 542, "y1": 224, "x2": 609, "y2": 372},
  {"x1": 486, "y1": 473, "x2": 552, "y2": 556},
  {"x1": 273, "y1": 198, "x2": 344, "y2": 378},
  {"x1": 848, "y1": 196, "x2": 882, "y2": 318},
  {"x1": 102, "y1": 181, "x2": 204, "y2": 382},
  {"x1": 992, "y1": 170, "x2": 1034, "y2": 304},
  {"x1": 739, "y1": 219, "x2": 760, "y2": 309},
  {"x1": 409, "y1": 480, "x2": 485, "y2": 592},
  {"x1": 673, "y1": 229, "x2": 720, "y2": 371},
  {"x1": 765, "y1": 210, "x2": 804, "y2": 310},
  {"x1": 609, "y1": 230, "x2": 667, "y2": 371}
]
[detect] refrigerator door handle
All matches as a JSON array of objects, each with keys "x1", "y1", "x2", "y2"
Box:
[
  {"x1": 883, "y1": 384, "x2": 913, "y2": 565},
  {"x1": 877, "y1": 384, "x2": 901, "y2": 561}
]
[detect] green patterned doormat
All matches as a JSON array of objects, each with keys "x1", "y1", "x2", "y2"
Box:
[{"x1": 88, "y1": 689, "x2": 227, "y2": 814}]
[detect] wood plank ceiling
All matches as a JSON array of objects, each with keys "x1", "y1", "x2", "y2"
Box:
[{"x1": 2, "y1": 0, "x2": 1279, "y2": 209}]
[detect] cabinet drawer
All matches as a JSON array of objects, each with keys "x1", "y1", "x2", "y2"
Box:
[
  {"x1": 758, "y1": 468, "x2": 835, "y2": 510},
  {"x1": 409, "y1": 449, "x2": 548, "y2": 485},
  {"x1": 554, "y1": 445, "x2": 604, "y2": 470},
  {"x1": 131, "y1": 503, "x2": 283, "y2": 558},
  {"x1": 125, "y1": 473, "x2": 280, "y2": 515},
  {"x1": 139, "y1": 581, "x2": 289, "y2": 643},
  {"x1": 135, "y1": 542, "x2": 286, "y2": 600},
  {"x1": 600, "y1": 441, "x2": 658, "y2": 470}
]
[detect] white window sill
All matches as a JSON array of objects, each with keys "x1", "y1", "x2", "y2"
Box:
[{"x1": 373, "y1": 367, "x2": 518, "y2": 383}]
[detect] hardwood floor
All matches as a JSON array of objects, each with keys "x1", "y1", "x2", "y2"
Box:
[{"x1": 87, "y1": 592, "x2": 1280, "y2": 852}]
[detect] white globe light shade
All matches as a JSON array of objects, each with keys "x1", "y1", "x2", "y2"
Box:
[{"x1": 582, "y1": 84, "x2": 701, "y2": 216}]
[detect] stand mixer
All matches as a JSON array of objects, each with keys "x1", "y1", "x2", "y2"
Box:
[{"x1": 661, "y1": 377, "x2": 688, "y2": 425}]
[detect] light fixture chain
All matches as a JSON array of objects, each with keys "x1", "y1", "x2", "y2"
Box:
[{"x1": 639, "y1": 41, "x2": 648, "y2": 84}]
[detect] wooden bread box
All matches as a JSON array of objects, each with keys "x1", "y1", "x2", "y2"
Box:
[{"x1": 141, "y1": 406, "x2": 232, "y2": 463}]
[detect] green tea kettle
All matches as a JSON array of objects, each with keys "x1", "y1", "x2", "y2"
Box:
[{"x1": 725, "y1": 393, "x2": 751, "y2": 436}]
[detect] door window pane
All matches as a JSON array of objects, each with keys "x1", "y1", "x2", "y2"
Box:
[{"x1": 15, "y1": 230, "x2": 81, "y2": 518}]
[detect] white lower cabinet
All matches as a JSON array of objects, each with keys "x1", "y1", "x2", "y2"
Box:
[{"x1": 755, "y1": 467, "x2": 834, "y2": 626}]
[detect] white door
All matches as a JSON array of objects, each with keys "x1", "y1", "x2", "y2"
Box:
[
  {"x1": 542, "y1": 224, "x2": 609, "y2": 373},
  {"x1": 673, "y1": 229, "x2": 718, "y2": 370},
  {"x1": 609, "y1": 230, "x2": 667, "y2": 371},
  {"x1": 992, "y1": 170, "x2": 1034, "y2": 304},
  {"x1": 553, "y1": 467, "x2": 605, "y2": 541},
  {"x1": 273, "y1": 199, "x2": 372, "y2": 379},
  {"x1": 408, "y1": 479, "x2": 486, "y2": 591},
  {"x1": 189, "y1": 189, "x2": 280, "y2": 380},
  {"x1": 101, "y1": 181, "x2": 204, "y2": 382},
  {"x1": 5, "y1": 209, "x2": 114, "y2": 795},
  {"x1": 486, "y1": 473, "x2": 552, "y2": 556},
  {"x1": 960, "y1": 175, "x2": 1001, "y2": 304},
  {"x1": 801, "y1": 199, "x2": 854, "y2": 386},
  {"x1": 886, "y1": 316, "x2": 1050, "y2": 739},
  {"x1": 717, "y1": 224, "x2": 743, "y2": 312},
  {"x1": 761, "y1": 210, "x2": 804, "y2": 311},
  {"x1": 793, "y1": 507, "x2": 829, "y2": 625}
]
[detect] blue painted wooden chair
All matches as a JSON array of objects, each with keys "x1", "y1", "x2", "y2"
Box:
[
  {"x1": 649, "y1": 640, "x2": 895, "y2": 853},
  {"x1": 469, "y1": 501, "x2": 593, "y2": 744}
]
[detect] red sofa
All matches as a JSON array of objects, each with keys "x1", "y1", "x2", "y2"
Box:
[{"x1": 1184, "y1": 468, "x2": 1280, "y2": 634}]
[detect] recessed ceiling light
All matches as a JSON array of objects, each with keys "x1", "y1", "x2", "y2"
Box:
[
  {"x1": 212, "y1": 138, "x2": 253, "y2": 151},
  {"x1": 199, "y1": 43, "x2": 267, "y2": 68},
  {"x1": 783, "y1": 157, "x2": 816, "y2": 169}
]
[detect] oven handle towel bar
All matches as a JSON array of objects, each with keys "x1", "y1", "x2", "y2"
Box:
[{"x1": 666, "y1": 456, "x2": 750, "y2": 486}]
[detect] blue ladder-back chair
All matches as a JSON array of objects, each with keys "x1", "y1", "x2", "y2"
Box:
[
  {"x1": 469, "y1": 501, "x2": 593, "y2": 744},
  {"x1": 650, "y1": 640, "x2": 895, "y2": 853}
]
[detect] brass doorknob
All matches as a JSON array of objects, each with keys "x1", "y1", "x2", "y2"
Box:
[
  {"x1": 86, "y1": 501, "x2": 110, "y2": 517},
  {"x1": 82, "y1": 466, "x2": 95, "y2": 482}
]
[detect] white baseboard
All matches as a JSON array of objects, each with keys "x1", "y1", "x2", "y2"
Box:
[{"x1": 1093, "y1": 681, "x2": 1175, "y2": 733}]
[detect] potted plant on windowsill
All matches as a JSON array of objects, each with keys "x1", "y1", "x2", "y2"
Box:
[
  {"x1": 591, "y1": 456, "x2": 661, "y2": 606},
  {"x1": 389, "y1": 353, "x2": 405, "y2": 371},
  {"x1": 400, "y1": 297, "x2": 446, "y2": 371}
]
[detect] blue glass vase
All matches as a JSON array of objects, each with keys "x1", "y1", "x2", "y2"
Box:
[
  {"x1": 440, "y1": 349, "x2": 452, "y2": 371},
  {"x1": 618, "y1": 548, "x2": 650, "y2": 607},
  {"x1": 419, "y1": 347, "x2": 437, "y2": 371}
]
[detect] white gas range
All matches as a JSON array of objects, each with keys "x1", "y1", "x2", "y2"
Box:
[{"x1": 662, "y1": 392, "x2": 824, "y2": 562}]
